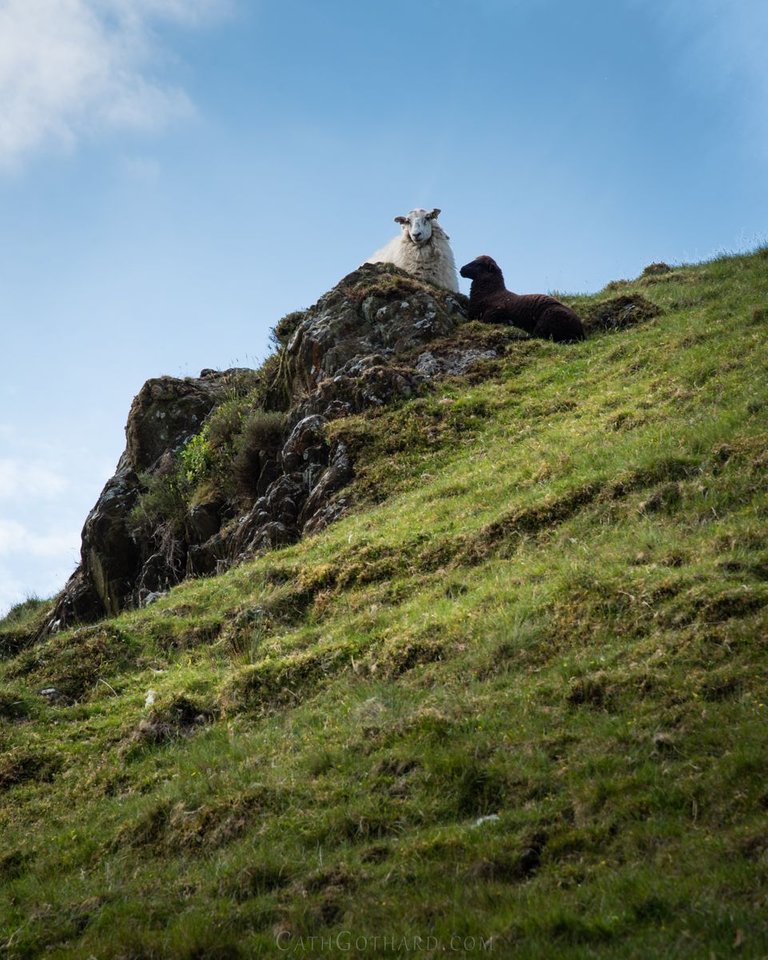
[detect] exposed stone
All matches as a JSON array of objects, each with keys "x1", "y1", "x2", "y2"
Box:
[
  {"x1": 41, "y1": 569, "x2": 101, "y2": 634},
  {"x1": 142, "y1": 591, "x2": 167, "y2": 607},
  {"x1": 415, "y1": 348, "x2": 500, "y2": 377},
  {"x1": 188, "y1": 501, "x2": 222, "y2": 544},
  {"x1": 281, "y1": 416, "x2": 329, "y2": 473},
  {"x1": 302, "y1": 496, "x2": 352, "y2": 537},
  {"x1": 79, "y1": 456, "x2": 142, "y2": 618},
  {"x1": 298, "y1": 362, "x2": 424, "y2": 420},
  {"x1": 286, "y1": 264, "x2": 466, "y2": 395},
  {"x1": 186, "y1": 542, "x2": 219, "y2": 578},
  {"x1": 256, "y1": 458, "x2": 281, "y2": 496},
  {"x1": 136, "y1": 552, "x2": 179, "y2": 601},
  {"x1": 299, "y1": 443, "x2": 354, "y2": 534},
  {"x1": 126, "y1": 370, "x2": 253, "y2": 472}
]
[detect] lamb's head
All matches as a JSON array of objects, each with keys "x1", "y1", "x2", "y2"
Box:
[
  {"x1": 460, "y1": 255, "x2": 504, "y2": 282},
  {"x1": 394, "y1": 208, "x2": 442, "y2": 246}
]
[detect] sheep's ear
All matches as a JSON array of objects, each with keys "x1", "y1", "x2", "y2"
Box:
[
  {"x1": 427, "y1": 208, "x2": 441, "y2": 220},
  {"x1": 394, "y1": 216, "x2": 408, "y2": 224}
]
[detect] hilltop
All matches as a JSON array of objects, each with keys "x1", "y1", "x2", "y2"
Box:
[{"x1": 1, "y1": 249, "x2": 767, "y2": 959}]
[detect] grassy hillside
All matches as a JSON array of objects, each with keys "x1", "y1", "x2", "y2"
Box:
[{"x1": 1, "y1": 250, "x2": 767, "y2": 959}]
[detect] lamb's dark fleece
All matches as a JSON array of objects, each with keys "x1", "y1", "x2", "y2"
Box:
[{"x1": 460, "y1": 255, "x2": 585, "y2": 343}]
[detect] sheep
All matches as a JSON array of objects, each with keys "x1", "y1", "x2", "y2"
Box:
[
  {"x1": 366, "y1": 208, "x2": 460, "y2": 292},
  {"x1": 459, "y1": 255, "x2": 585, "y2": 343}
]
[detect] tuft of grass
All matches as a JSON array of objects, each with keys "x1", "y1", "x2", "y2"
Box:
[
  {"x1": 0, "y1": 595, "x2": 50, "y2": 658},
  {"x1": 232, "y1": 408, "x2": 287, "y2": 500}
]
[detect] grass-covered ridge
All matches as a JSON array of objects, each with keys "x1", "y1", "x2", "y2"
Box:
[{"x1": 1, "y1": 250, "x2": 767, "y2": 958}]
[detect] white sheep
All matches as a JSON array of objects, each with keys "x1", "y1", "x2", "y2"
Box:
[{"x1": 366, "y1": 207, "x2": 459, "y2": 292}]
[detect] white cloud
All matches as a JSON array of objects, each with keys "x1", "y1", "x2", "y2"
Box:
[
  {"x1": 0, "y1": 0, "x2": 230, "y2": 169},
  {"x1": 0, "y1": 569, "x2": 31, "y2": 617},
  {"x1": 0, "y1": 519, "x2": 79, "y2": 559},
  {"x1": 0, "y1": 447, "x2": 105, "y2": 616},
  {"x1": 108, "y1": 0, "x2": 231, "y2": 27},
  {"x1": 0, "y1": 548, "x2": 78, "y2": 617},
  {"x1": 0, "y1": 459, "x2": 68, "y2": 500}
]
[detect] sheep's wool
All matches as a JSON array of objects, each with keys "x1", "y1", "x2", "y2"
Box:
[{"x1": 366, "y1": 210, "x2": 459, "y2": 292}]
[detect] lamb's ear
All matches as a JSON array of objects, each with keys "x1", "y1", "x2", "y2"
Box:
[
  {"x1": 427, "y1": 208, "x2": 441, "y2": 220},
  {"x1": 394, "y1": 216, "x2": 408, "y2": 224}
]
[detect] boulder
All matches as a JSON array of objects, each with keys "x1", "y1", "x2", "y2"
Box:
[
  {"x1": 281, "y1": 415, "x2": 329, "y2": 473},
  {"x1": 300, "y1": 443, "x2": 354, "y2": 535},
  {"x1": 126, "y1": 371, "x2": 252, "y2": 472},
  {"x1": 286, "y1": 263, "x2": 466, "y2": 396},
  {"x1": 79, "y1": 455, "x2": 142, "y2": 617}
]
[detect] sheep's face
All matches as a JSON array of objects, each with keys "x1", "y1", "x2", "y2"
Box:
[
  {"x1": 460, "y1": 255, "x2": 503, "y2": 281},
  {"x1": 395, "y1": 208, "x2": 441, "y2": 246}
]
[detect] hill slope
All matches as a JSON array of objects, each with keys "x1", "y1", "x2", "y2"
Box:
[{"x1": 2, "y1": 250, "x2": 768, "y2": 959}]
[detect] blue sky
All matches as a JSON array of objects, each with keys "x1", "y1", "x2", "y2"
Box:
[{"x1": 1, "y1": 0, "x2": 766, "y2": 616}]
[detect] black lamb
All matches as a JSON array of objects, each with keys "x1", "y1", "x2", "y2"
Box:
[{"x1": 459, "y1": 255, "x2": 585, "y2": 343}]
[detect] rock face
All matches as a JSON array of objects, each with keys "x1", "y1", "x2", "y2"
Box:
[
  {"x1": 47, "y1": 263, "x2": 502, "y2": 631},
  {"x1": 126, "y1": 374, "x2": 230, "y2": 472},
  {"x1": 48, "y1": 371, "x2": 251, "y2": 628},
  {"x1": 288, "y1": 264, "x2": 465, "y2": 392}
]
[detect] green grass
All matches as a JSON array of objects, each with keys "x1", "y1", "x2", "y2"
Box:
[{"x1": 1, "y1": 250, "x2": 768, "y2": 958}]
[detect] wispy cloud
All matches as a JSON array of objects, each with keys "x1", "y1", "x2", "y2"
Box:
[
  {"x1": 0, "y1": 0, "x2": 230, "y2": 169},
  {"x1": 0, "y1": 434, "x2": 118, "y2": 616},
  {"x1": 0, "y1": 569, "x2": 33, "y2": 617},
  {"x1": 0, "y1": 519, "x2": 79, "y2": 559},
  {"x1": 0, "y1": 540, "x2": 79, "y2": 617},
  {"x1": 0, "y1": 459, "x2": 69, "y2": 500}
]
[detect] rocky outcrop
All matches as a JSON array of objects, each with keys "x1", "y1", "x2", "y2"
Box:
[
  {"x1": 287, "y1": 264, "x2": 466, "y2": 392},
  {"x1": 46, "y1": 263, "x2": 512, "y2": 633},
  {"x1": 47, "y1": 370, "x2": 253, "y2": 629},
  {"x1": 126, "y1": 373, "x2": 235, "y2": 472}
]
